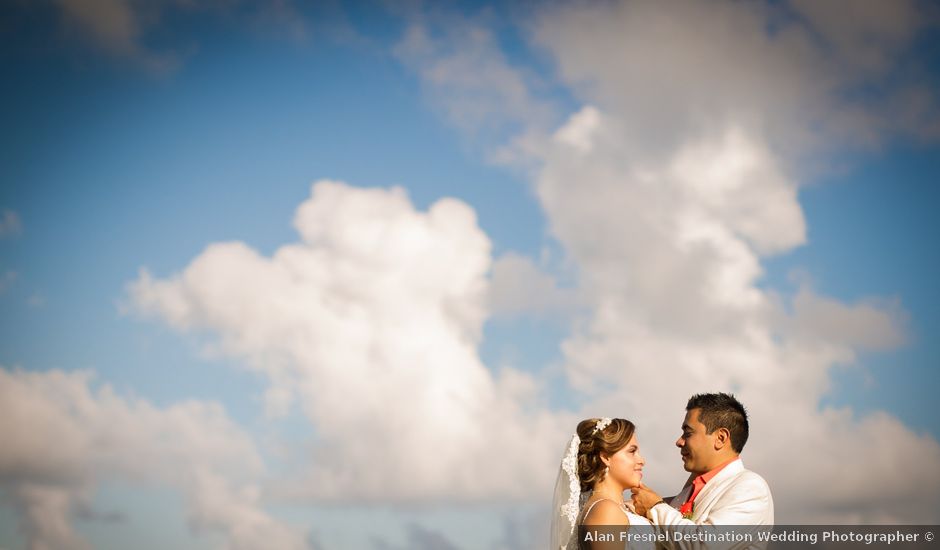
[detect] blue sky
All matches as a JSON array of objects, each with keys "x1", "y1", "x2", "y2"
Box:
[{"x1": 2, "y1": 1, "x2": 939, "y2": 549}]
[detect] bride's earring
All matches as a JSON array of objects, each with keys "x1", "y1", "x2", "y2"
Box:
[{"x1": 603, "y1": 466, "x2": 609, "y2": 477}]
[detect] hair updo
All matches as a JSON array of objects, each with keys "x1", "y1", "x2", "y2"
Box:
[{"x1": 576, "y1": 418, "x2": 636, "y2": 493}]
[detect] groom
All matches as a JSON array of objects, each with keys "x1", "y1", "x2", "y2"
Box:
[{"x1": 631, "y1": 393, "x2": 774, "y2": 526}]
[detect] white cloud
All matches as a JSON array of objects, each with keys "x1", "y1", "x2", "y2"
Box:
[
  {"x1": 8, "y1": 483, "x2": 92, "y2": 550},
  {"x1": 529, "y1": 107, "x2": 940, "y2": 520},
  {"x1": 488, "y1": 253, "x2": 580, "y2": 318},
  {"x1": 551, "y1": 105, "x2": 600, "y2": 155},
  {"x1": 129, "y1": 180, "x2": 572, "y2": 503},
  {"x1": 531, "y1": 0, "x2": 938, "y2": 162},
  {"x1": 394, "y1": 17, "x2": 556, "y2": 148},
  {"x1": 0, "y1": 367, "x2": 307, "y2": 549},
  {"x1": 513, "y1": 0, "x2": 940, "y2": 522},
  {"x1": 121, "y1": 158, "x2": 938, "y2": 528},
  {"x1": 669, "y1": 127, "x2": 806, "y2": 256},
  {"x1": 779, "y1": 285, "x2": 908, "y2": 353}
]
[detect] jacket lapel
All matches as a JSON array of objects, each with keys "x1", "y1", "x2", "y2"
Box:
[{"x1": 691, "y1": 459, "x2": 745, "y2": 516}]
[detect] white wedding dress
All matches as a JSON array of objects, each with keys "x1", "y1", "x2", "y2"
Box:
[{"x1": 573, "y1": 498, "x2": 654, "y2": 550}]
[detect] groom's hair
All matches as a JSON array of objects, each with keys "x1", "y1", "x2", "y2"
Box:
[{"x1": 687, "y1": 393, "x2": 749, "y2": 453}]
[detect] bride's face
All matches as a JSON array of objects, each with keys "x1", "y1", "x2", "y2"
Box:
[{"x1": 604, "y1": 434, "x2": 646, "y2": 489}]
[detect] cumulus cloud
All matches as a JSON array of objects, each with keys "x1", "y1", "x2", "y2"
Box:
[
  {"x1": 522, "y1": 1, "x2": 938, "y2": 523},
  {"x1": 533, "y1": 0, "x2": 939, "y2": 155},
  {"x1": 777, "y1": 285, "x2": 908, "y2": 353},
  {"x1": 0, "y1": 367, "x2": 307, "y2": 549},
  {"x1": 531, "y1": 104, "x2": 939, "y2": 524},
  {"x1": 122, "y1": 165, "x2": 937, "y2": 530},
  {"x1": 488, "y1": 253, "x2": 581, "y2": 318},
  {"x1": 397, "y1": 0, "x2": 940, "y2": 523},
  {"x1": 129, "y1": 180, "x2": 571, "y2": 503},
  {"x1": 394, "y1": 16, "x2": 557, "y2": 149}
]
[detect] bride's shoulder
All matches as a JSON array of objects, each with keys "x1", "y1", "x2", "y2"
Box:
[{"x1": 582, "y1": 499, "x2": 629, "y2": 526}]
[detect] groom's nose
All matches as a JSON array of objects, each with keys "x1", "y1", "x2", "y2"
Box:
[{"x1": 675, "y1": 436, "x2": 685, "y2": 447}]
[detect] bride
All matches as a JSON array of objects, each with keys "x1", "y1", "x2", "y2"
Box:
[{"x1": 551, "y1": 418, "x2": 652, "y2": 550}]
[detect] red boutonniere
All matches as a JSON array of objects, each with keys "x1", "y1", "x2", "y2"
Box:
[{"x1": 682, "y1": 505, "x2": 693, "y2": 520}]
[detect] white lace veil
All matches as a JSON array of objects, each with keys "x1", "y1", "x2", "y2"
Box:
[
  {"x1": 550, "y1": 434, "x2": 583, "y2": 550},
  {"x1": 550, "y1": 418, "x2": 612, "y2": 550}
]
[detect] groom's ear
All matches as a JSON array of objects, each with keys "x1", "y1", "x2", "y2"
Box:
[{"x1": 714, "y1": 427, "x2": 731, "y2": 450}]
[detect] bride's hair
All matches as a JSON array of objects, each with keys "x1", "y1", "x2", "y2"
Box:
[{"x1": 576, "y1": 418, "x2": 635, "y2": 492}]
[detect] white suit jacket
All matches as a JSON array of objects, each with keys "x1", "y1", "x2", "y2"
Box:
[{"x1": 647, "y1": 459, "x2": 773, "y2": 549}]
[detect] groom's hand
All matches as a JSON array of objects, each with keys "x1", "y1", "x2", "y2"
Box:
[{"x1": 630, "y1": 484, "x2": 663, "y2": 518}]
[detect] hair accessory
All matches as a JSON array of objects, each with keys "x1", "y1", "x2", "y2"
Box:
[{"x1": 593, "y1": 417, "x2": 612, "y2": 434}]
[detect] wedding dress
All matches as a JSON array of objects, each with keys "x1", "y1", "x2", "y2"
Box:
[{"x1": 571, "y1": 497, "x2": 654, "y2": 550}]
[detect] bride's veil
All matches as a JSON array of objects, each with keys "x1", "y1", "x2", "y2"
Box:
[{"x1": 550, "y1": 434, "x2": 585, "y2": 550}]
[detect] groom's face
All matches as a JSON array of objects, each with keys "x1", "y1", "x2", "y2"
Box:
[{"x1": 676, "y1": 408, "x2": 716, "y2": 474}]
